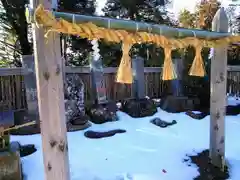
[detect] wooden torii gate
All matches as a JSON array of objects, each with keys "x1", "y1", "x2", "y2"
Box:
[{"x1": 28, "y1": 0, "x2": 238, "y2": 179}]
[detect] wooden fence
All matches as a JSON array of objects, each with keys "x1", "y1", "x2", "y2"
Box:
[
  {"x1": 1, "y1": 66, "x2": 240, "y2": 111},
  {"x1": 0, "y1": 68, "x2": 26, "y2": 112}
]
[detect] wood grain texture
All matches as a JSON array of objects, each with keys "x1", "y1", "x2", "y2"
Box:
[
  {"x1": 30, "y1": 0, "x2": 70, "y2": 179},
  {"x1": 210, "y1": 7, "x2": 228, "y2": 169}
]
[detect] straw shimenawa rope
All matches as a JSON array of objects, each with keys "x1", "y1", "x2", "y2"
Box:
[
  {"x1": 33, "y1": 5, "x2": 240, "y2": 83},
  {"x1": 189, "y1": 42, "x2": 206, "y2": 77}
]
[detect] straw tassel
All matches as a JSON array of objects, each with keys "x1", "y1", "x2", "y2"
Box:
[
  {"x1": 189, "y1": 45, "x2": 205, "y2": 77},
  {"x1": 162, "y1": 47, "x2": 177, "y2": 80},
  {"x1": 116, "y1": 43, "x2": 133, "y2": 84},
  {"x1": 199, "y1": 12, "x2": 205, "y2": 27}
]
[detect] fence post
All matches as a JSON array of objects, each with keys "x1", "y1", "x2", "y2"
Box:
[
  {"x1": 210, "y1": 7, "x2": 228, "y2": 170},
  {"x1": 90, "y1": 39, "x2": 107, "y2": 104},
  {"x1": 132, "y1": 56, "x2": 145, "y2": 99},
  {"x1": 30, "y1": 0, "x2": 70, "y2": 179},
  {"x1": 21, "y1": 55, "x2": 39, "y2": 120}
]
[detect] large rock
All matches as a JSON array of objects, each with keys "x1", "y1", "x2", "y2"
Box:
[
  {"x1": 121, "y1": 98, "x2": 157, "y2": 118},
  {"x1": 0, "y1": 142, "x2": 22, "y2": 180},
  {"x1": 85, "y1": 101, "x2": 118, "y2": 124},
  {"x1": 159, "y1": 96, "x2": 200, "y2": 113}
]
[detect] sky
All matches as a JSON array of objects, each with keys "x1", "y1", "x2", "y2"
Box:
[{"x1": 96, "y1": 0, "x2": 238, "y2": 17}]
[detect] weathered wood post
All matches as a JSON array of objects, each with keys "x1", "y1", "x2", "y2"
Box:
[
  {"x1": 30, "y1": 0, "x2": 70, "y2": 179},
  {"x1": 90, "y1": 39, "x2": 107, "y2": 104},
  {"x1": 210, "y1": 7, "x2": 228, "y2": 169},
  {"x1": 132, "y1": 56, "x2": 145, "y2": 99}
]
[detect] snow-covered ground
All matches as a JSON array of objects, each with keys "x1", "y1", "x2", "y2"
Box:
[{"x1": 11, "y1": 97, "x2": 240, "y2": 180}]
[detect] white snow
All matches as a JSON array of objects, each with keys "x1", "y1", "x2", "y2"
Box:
[{"x1": 11, "y1": 97, "x2": 240, "y2": 180}]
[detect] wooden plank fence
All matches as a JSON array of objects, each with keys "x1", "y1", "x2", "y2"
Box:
[{"x1": 1, "y1": 66, "x2": 240, "y2": 111}]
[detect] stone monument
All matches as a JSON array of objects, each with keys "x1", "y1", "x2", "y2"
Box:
[
  {"x1": 86, "y1": 39, "x2": 118, "y2": 124},
  {"x1": 21, "y1": 55, "x2": 90, "y2": 131},
  {"x1": 159, "y1": 58, "x2": 201, "y2": 113},
  {"x1": 64, "y1": 73, "x2": 90, "y2": 130},
  {"x1": 132, "y1": 56, "x2": 145, "y2": 99},
  {"x1": 121, "y1": 56, "x2": 158, "y2": 118},
  {"x1": 21, "y1": 55, "x2": 39, "y2": 121},
  {"x1": 0, "y1": 108, "x2": 22, "y2": 180}
]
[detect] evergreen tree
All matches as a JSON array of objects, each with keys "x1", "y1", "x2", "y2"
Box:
[
  {"x1": 58, "y1": 0, "x2": 96, "y2": 66},
  {"x1": 59, "y1": 0, "x2": 95, "y2": 14},
  {"x1": 0, "y1": 0, "x2": 32, "y2": 66},
  {"x1": 178, "y1": 0, "x2": 222, "y2": 71},
  {"x1": 178, "y1": 9, "x2": 196, "y2": 28},
  {"x1": 196, "y1": 0, "x2": 221, "y2": 30},
  {"x1": 100, "y1": 0, "x2": 176, "y2": 67},
  {"x1": 0, "y1": 0, "x2": 97, "y2": 67},
  {"x1": 103, "y1": 0, "x2": 171, "y2": 23}
]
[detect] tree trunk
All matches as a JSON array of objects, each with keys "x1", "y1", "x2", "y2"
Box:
[{"x1": 1, "y1": 0, "x2": 32, "y2": 58}]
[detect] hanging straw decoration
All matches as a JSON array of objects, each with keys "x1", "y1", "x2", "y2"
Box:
[
  {"x1": 160, "y1": 36, "x2": 177, "y2": 80},
  {"x1": 189, "y1": 42, "x2": 205, "y2": 77},
  {"x1": 33, "y1": 4, "x2": 240, "y2": 50},
  {"x1": 161, "y1": 45, "x2": 177, "y2": 80},
  {"x1": 116, "y1": 42, "x2": 133, "y2": 84},
  {"x1": 32, "y1": 4, "x2": 240, "y2": 82}
]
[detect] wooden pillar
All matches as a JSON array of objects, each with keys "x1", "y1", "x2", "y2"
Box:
[
  {"x1": 210, "y1": 7, "x2": 228, "y2": 169},
  {"x1": 30, "y1": 0, "x2": 70, "y2": 179}
]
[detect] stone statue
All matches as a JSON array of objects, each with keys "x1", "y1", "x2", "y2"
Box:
[{"x1": 64, "y1": 73, "x2": 89, "y2": 128}]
